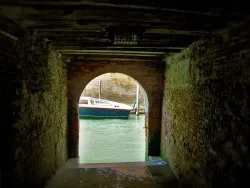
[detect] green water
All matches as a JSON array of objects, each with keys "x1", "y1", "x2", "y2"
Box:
[{"x1": 78, "y1": 114, "x2": 146, "y2": 163}]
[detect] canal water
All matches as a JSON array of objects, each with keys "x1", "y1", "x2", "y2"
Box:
[{"x1": 78, "y1": 114, "x2": 146, "y2": 163}]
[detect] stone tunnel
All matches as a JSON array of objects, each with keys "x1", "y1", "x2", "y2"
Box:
[{"x1": 1, "y1": 1, "x2": 250, "y2": 188}]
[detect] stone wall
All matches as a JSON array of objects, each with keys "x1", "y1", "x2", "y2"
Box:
[
  {"x1": 161, "y1": 20, "x2": 250, "y2": 187},
  {"x1": 82, "y1": 73, "x2": 145, "y2": 107},
  {"x1": 1, "y1": 36, "x2": 68, "y2": 187}
]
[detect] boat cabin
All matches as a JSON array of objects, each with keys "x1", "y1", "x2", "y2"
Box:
[{"x1": 79, "y1": 97, "x2": 117, "y2": 107}]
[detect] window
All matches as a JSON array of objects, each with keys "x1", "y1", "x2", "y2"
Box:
[
  {"x1": 94, "y1": 99, "x2": 112, "y2": 106},
  {"x1": 79, "y1": 99, "x2": 88, "y2": 104}
]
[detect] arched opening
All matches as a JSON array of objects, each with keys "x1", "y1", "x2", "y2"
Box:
[
  {"x1": 77, "y1": 73, "x2": 149, "y2": 163},
  {"x1": 67, "y1": 59, "x2": 164, "y2": 160}
]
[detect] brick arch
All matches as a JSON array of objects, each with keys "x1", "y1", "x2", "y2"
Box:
[
  {"x1": 75, "y1": 72, "x2": 149, "y2": 104},
  {"x1": 80, "y1": 72, "x2": 149, "y2": 113},
  {"x1": 67, "y1": 59, "x2": 164, "y2": 159}
]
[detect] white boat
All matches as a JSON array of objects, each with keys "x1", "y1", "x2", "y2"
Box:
[{"x1": 78, "y1": 97, "x2": 134, "y2": 119}]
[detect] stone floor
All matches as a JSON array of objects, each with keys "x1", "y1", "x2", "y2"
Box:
[{"x1": 45, "y1": 157, "x2": 180, "y2": 188}]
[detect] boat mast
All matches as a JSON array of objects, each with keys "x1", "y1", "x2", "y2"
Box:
[
  {"x1": 136, "y1": 83, "x2": 140, "y2": 116},
  {"x1": 99, "y1": 78, "x2": 101, "y2": 99}
]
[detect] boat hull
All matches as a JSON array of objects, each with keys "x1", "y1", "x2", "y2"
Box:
[{"x1": 78, "y1": 107, "x2": 131, "y2": 119}]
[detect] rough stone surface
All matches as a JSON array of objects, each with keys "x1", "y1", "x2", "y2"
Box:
[
  {"x1": 44, "y1": 159, "x2": 179, "y2": 188},
  {"x1": 67, "y1": 59, "x2": 165, "y2": 158},
  {"x1": 161, "y1": 20, "x2": 250, "y2": 187},
  {"x1": 1, "y1": 36, "x2": 68, "y2": 187},
  {"x1": 82, "y1": 73, "x2": 145, "y2": 107}
]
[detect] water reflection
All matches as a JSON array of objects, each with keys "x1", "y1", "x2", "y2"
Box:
[{"x1": 79, "y1": 115, "x2": 146, "y2": 163}]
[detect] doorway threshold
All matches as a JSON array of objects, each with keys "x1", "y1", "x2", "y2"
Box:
[{"x1": 66, "y1": 156, "x2": 167, "y2": 168}]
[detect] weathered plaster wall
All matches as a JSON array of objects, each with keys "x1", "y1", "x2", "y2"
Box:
[
  {"x1": 67, "y1": 59, "x2": 164, "y2": 158},
  {"x1": 161, "y1": 21, "x2": 250, "y2": 187},
  {"x1": 1, "y1": 36, "x2": 68, "y2": 187}
]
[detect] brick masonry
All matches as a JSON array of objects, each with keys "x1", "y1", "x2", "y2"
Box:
[
  {"x1": 67, "y1": 59, "x2": 165, "y2": 158},
  {"x1": 82, "y1": 73, "x2": 145, "y2": 106}
]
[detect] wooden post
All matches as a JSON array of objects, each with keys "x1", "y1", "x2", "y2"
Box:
[{"x1": 136, "y1": 83, "x2": 140, "y2": 115}]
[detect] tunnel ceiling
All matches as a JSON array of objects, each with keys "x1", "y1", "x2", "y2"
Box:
[{"x1": 0, "y1": 0, "x2": 246, "y2": 60}]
